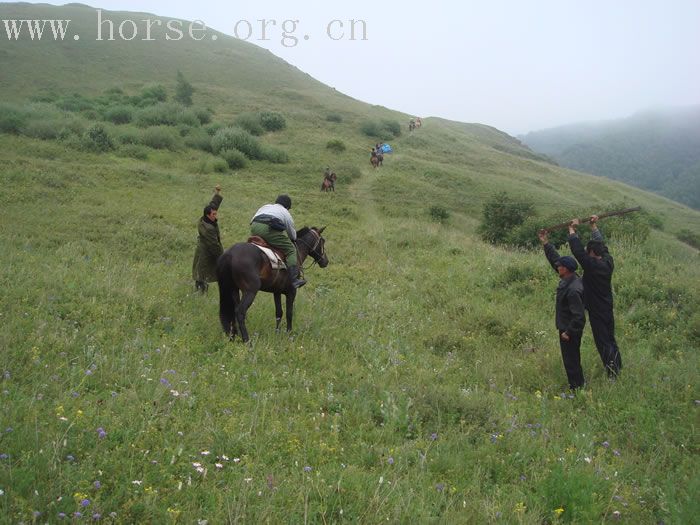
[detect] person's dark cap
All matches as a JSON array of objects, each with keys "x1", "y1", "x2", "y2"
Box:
[
  {"x1": 557, "y1": 256, "x2": 578, "y2": 272},
  {"x1": 275, "y1": 194, "x2": 292, "y2": 209}
]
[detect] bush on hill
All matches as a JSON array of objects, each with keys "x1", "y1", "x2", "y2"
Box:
[
  {"x1": 478, "y1": 192, "x2": 535, "y2": 245},
  {"x1": 184, "y1": 129, "x2": 213, "y2": 152},
  {"x1": 138, "y1": 84, "x2": 167, "y2": 105},
  {"x1": 429, "y1": 205, "x2": 451, "y2": 224},
  {"x1": 261, "y1": 145, "x2": 289, "y2": 164},
  {"x1": 82, "y1": 124, "x2": 114, "y2": 152},
  {"x1": 103, "y1": 105, "x2": 134, "y2": 125},
  {"x1": 259, "y1": 111, "x2": 286, "y2": 131},
  {"x1": 326, "y1": 112, "x2": 343, "y2": 123},
  {"x1": 135, "y1": 103, "x2": 200, "y2": 128},
  {"x1": 326, "y1": 139, "x2": 346, "y2": 153},
  {"x1": 141, "y1": 126, "x2": 181, "y2": 150},
  {"x1": 220, "y1": 148, "x2": 247, "y2": 169},
  {"x1": 0, "y1": 104, "x2": 29, "y2": 134},
  {"x1": 361, "y1": 118, "x2": 401, "y2": 140},
  {"x1": 212, "y1": 127, "x2": 263, "y2": 159},
  {"x1": 234, "y1": 113, "x2": 265, "y2": 136}
]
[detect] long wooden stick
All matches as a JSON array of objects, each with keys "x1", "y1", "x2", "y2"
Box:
[{"x1": 541, "y1": 206, "x2": 641, "y2": 233}]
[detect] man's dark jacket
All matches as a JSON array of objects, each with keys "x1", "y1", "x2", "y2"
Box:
[
  {"x1": 568, "y1": 232, "x2": 614, "y2": 316},
  {"x1": 544, "y1": 243, "x2": 586, "y2": 335}
]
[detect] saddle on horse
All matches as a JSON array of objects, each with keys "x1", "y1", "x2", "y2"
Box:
[{"x1": 248, "y1": 236, "x2": 287, "y2": 269}]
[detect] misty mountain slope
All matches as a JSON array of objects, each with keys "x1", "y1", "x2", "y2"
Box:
[{"x1": 520, "y1": 107, "x2": 700, "y2": 209}]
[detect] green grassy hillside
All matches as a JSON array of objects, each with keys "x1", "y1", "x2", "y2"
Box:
[{"x1": 1, "y1": 3, "x2": 699, "y2": 523}]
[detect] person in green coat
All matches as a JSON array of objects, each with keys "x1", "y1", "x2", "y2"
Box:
[{"x1": 192, "y1": 185, "x2": 223, "y2": 292}]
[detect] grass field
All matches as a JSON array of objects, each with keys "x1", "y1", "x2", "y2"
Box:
[{"x1": 1, "y1": 3, "x2": 699, "y2": 523}]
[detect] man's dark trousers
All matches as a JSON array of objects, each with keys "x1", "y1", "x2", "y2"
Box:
[
  {"x1": 589, "y1": 312, "x2": 622, "y2": 376},
  {"x1": 560, "y1": 332, "x2": 585, "y2": 389}
]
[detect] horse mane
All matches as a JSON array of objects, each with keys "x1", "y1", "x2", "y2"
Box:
[{"x1": 297, "y1": 227, "x2": 311, "y2": 238}]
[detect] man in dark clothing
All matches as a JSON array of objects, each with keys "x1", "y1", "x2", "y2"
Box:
[
  {"x1": 539, "y1": 231, "x2": 587, "y2": 389},
  {"x1": 192, "y1": 185, "x2": 223, "y2": 293},
  {"x1": 568, "y1": 216, "x2": 622, "y2": 377}
]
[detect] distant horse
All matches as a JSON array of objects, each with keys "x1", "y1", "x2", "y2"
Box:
[
  {"x1": 321, "y1": 172, "x2": 337, "y2": 192},
  {"x1": 409, "y1": 120, "x2": 415, "y2": 132},
  {"x1": 217, "y1": 227, "x2": 329, "y2": 342},
  {"x1": 370, "y1": 155, "x2": 380, "y2": 168},
  {"x1": 377, "y1": 152, "x2": 384, "y2": 166}
]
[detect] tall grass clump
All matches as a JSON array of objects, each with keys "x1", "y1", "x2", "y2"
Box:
[
  {"x1": 259, "y1": 111, "x2": 286, "y2": 131},
  {"x1": 103, "y1": 105, "x2": 134, "y2": 124},
  {"x1": 220, "y1": 148, "x2": 248, "y2": 169},
  {"x1": 326, "y1": 112, "x2": 343, "y2": 123},
  {"x1": 141, "y1": 126, "x2": 182, "y2": 150},
  {"x1": 0, "y1": 103, "x2": 29, "y2": 133},
  {"x1": 234, "y1": 113, "x2": 265, "y2": 136},
  {"x1": 82, "y1": 124, "x2": 114, "y2": 152},
  {"x1": 360, "y1": 118, "x2": 401, "y2": 140},
  {"x1": 184, "y1": 129, "x2": 213, "y2": 152},
  {"x1": 261, "y1": 145, "x2": 289, "y2": 164},
  {"x1": 211, "y1": 127, "x2": 263, "y2": 159},
  {"x1": 135, "y1": 103, "x2": 200, "y2": 128},
  {"x1": 326, "y1": 139, "x2": 346, "y2": 153},
  {"x1": 478, "y1": 191, "x2": 534, "y2": 245}
]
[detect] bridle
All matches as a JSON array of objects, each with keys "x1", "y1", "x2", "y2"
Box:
[{"x1": 296, "y1": 229, "x2": 326, "y2": 270}]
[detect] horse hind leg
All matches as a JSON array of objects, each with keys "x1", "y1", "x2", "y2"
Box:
[
  {"x1": 218, "y1": 273, "x2": 239, "y2": 340},
  {"x1": 236, "y1": 289, "x2": 258, "y2": 343}
]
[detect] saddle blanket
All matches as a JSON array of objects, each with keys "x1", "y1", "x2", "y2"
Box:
[{"x1": 252, "y1": 244, "x2": 287, "y2": 270}]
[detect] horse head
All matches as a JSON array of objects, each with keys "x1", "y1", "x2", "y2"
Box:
[{"x1": 297, "y1": 226, "x2": 329, "y2": 268}]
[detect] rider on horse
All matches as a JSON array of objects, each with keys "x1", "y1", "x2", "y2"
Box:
[{"x1": 250, "y1": 195, "x2": 306, "y2": 288}]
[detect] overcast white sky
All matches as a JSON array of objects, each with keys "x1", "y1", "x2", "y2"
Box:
[{"x1": 6, "y1": 0, "x2": 700, "y2": 134}]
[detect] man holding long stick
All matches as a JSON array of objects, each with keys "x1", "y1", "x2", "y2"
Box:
[{"x1": 568, "y1": 215, "x2": 623, "y2": 378}]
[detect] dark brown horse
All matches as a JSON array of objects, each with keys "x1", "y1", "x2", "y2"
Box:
[
  {"x1": 370, "y1": 155, "x2": 380, "y2": 168},
  {"x1": 216, "y1": 227, "x2": 329, "y2": 342},
  {"x1": 321, "y1": 172, "x2": 337, "y2": 192}
]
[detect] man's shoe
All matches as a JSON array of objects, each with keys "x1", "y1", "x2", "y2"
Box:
[{"x1": 288, "y1": 266, "x2": 307, "y2": 289}]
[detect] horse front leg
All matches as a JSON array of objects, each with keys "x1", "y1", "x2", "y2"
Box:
[
  {"x1": 274, "y1": 292, "x2": 283, "y2": 333},
  {"x1": 285, "y1": 291, "x2": 296, "y2": 333}
]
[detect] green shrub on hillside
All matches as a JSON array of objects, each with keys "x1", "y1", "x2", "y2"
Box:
[
  {"x1": 135, "y1": 103, "x2": 200, "y2": 128},
  {"x1": 0, "y1": 104, "x2": 29, "y2": 134},
  {"x1": 429, "y1": 205, "x2": 450, "y2": 224},
  {"x1": 326, "y1": 113, "x2": 343, "y2": 123},
  {"x1": 55, "y1": 94, "x2": 95, "y2": 112},
  {"x1": 220, "y1": 148, "x2": 247, "y2": 169},
  {"x1": 22, "y1": 119, "x2": 64, "y2": 140},
  {"x1": 82, "y1": 124, "x2": 114, "y2": 152},
  {"x1": 478, "y1": 192, "x2": 535, "y2": 245},
  {"x1": 184, "y1": 129, "x2": 213, "y2": 152},
  {"x1": 212, "y1": 127, "x2": 263, "y2": 159},
  {"x1": 261, "y1": 145, "x2": 289, "y2": 164},
  {"x1": 138, "y1": 84, "x2": 167, "y2": 105},
  {"x1": 259, "y1": 111, "x2": 286, "y2": 131},
  {"x1": 141, "y1": 126, "x2": 181, "y2": 150},
  {"x1": 197, "y1": 156, "x2": 228, "y2": 173},
  {"x1": 193, "y1": 107, "x2": 213, "y2": 125},
  {"x1": 361, "y1": 119, "x2": 399, "y2": 141},
  {"x1": 174, "y1": 71, "x2": 194, "y2": 106},
  {"x1": 205, "y1": 122, "x2": 224, "y2": 136},
  {"x1": 103, "y1": 105, "x2": 134, "y2": 124},
  {"x1": 114, "y1": 127, "x2": 142, "y2": 145},
  {"x1": 326, "y1": 139, "x2": 346, "y2": 153},
  {"x1": 235, "y1": 113, "x2": 265, "y2": 136}
]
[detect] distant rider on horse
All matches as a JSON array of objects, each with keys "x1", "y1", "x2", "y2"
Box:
[{"x1": 250, "y1": 194, "x2": 306, "y2": 288}]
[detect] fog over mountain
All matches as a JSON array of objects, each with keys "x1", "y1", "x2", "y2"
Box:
[{"x1": 520, "y1": 106, "x2": 700, "y2": 209}]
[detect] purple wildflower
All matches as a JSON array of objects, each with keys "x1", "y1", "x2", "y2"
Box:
[
  {"x1": 5, "y1": 427, "x2": 12, "y2": 433},
  {"x1": 0, "y1": 453, "x2": 8, "y2": 460},
  {"x1": 33, "y1": 511, "x2": 41, "y2": 518},
  {"x1": 519, "y1": 474, "x2": 527, "y2": 481},
  {"x1": 74, "y1": 512, "x2": 83, "y2": 518},
  {"x1": 85, "y1": 369, "x2": 93, "y2": 376},
  {"x1": 72, "y1": 391, "x2": 80, "y2": 398},
  {"x1": 96, "y1": 427, "x2": 106, "y2": 439},
  {"x1": 430, "y1": 433, "x2": 438, "y2": 441},
  {"x1": 93, "y1": 480, "x2": 101, "y2": 489},
  {"x1": 387, "y1": 457, "x2": 394, "y2": 465},
  {"x1": 58, "y1": 512, "x2": 67, "y2": 519},
  {"x1": 160, "y1": 378, "x2": 171, "y2": 387},
  {"x1": 66, "y1": 454, "x2": 75, "y2": 462},
  {"x1": 602, "y1": 441, "x2": 610, "y2": 448},
  {"x1": 303, "y1": 466, "x2": 312, "y2": 472},
  {"x1": 81, "y1": 498, "x2": 90, "y2": 507},
  {"x1": 435, "y1": 483, "x2": 445, "y2": 492},
  {"x1": 111, "y1": 391, "x2": 118, "y2": 397},
  {"x1": 3, "y1": 371, "x2": 9, "y2": 380},
  {"x1": 93, "y1": 513, "x2": 101, "y2": 520},
  {"x1": 613, "y1": 449, "x2": 621, "y2": 457}
]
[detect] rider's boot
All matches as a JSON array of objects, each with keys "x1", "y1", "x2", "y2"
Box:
[{"x1": 288, "y1": 265, "x2": 306, "y2": 288}]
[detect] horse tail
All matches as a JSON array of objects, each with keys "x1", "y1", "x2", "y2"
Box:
[{"x1": 216, "y1": 253, "x2": 239, "y2": 339}]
